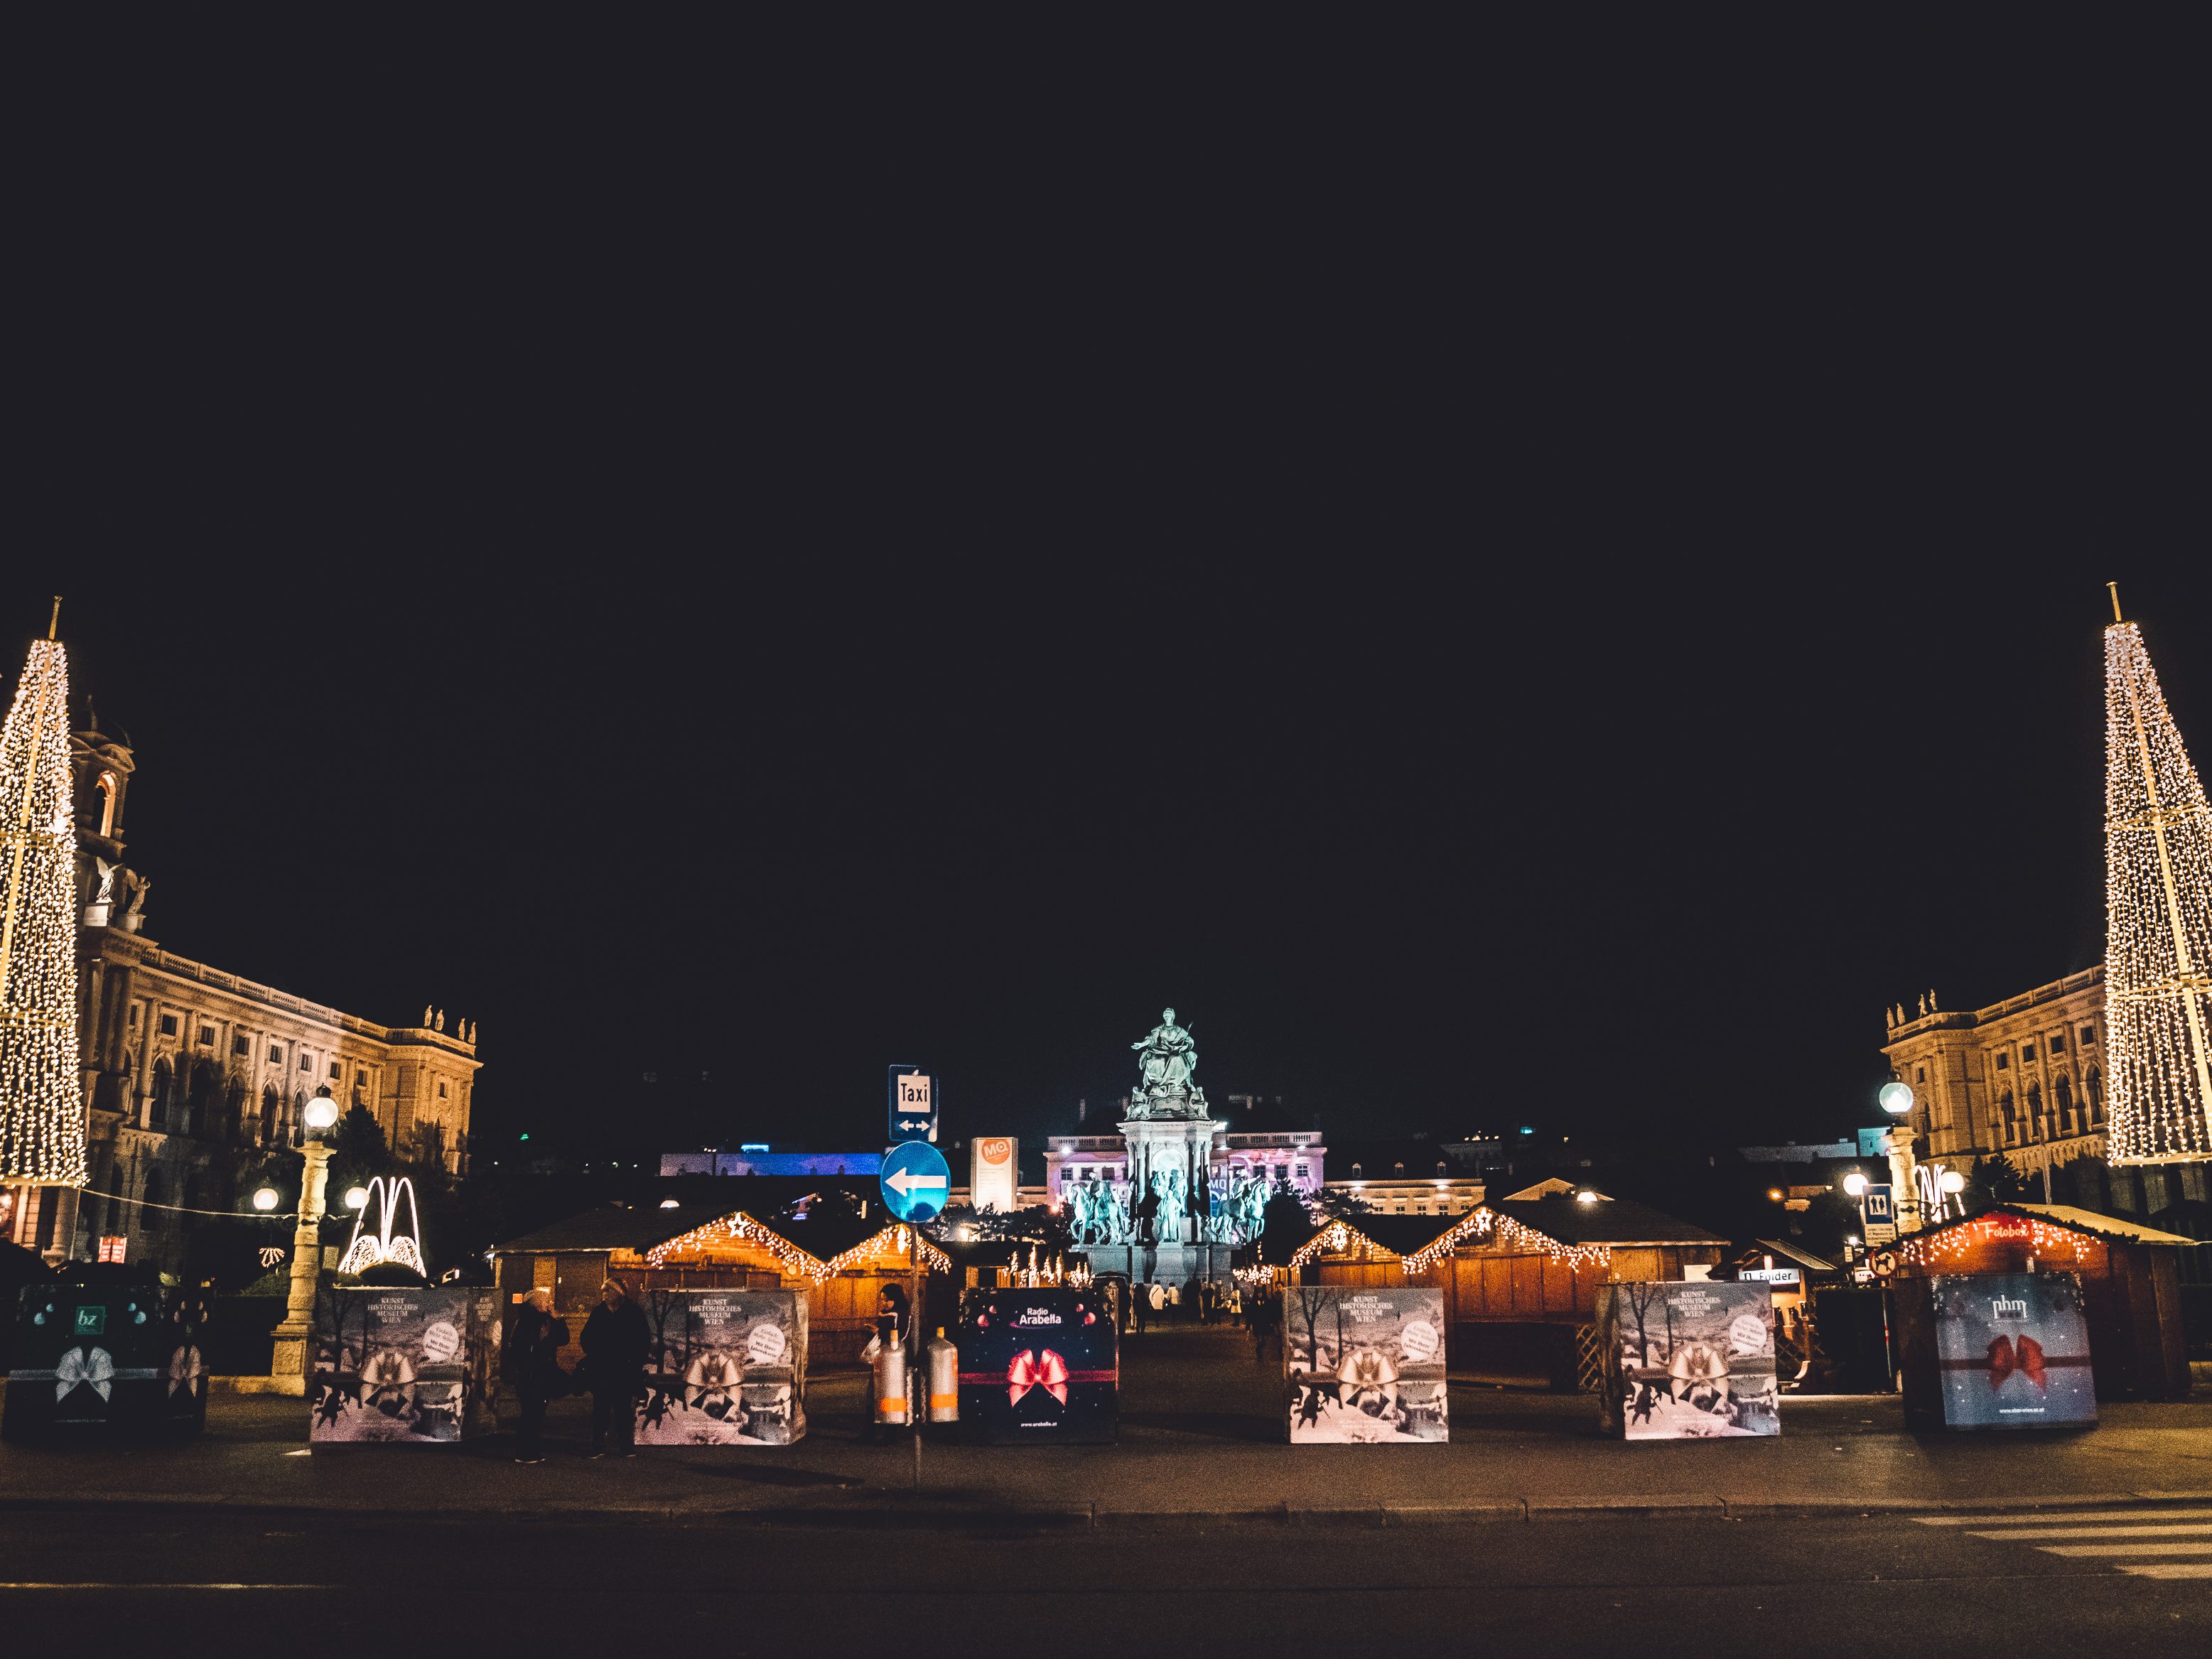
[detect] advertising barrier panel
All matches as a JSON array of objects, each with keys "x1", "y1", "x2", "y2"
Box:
[
  {"x1": 1597, "y1": 1280, "x2": 1779, "y2": 1439},
  {"x1": 4, "y1": 1280, "x2": 207, "y2": 1442},
  {"x1": 636, "y1": 1288, "x2": 808, "y2": 1446},
  {"x1": 1283, "y1": 1286, "x2": 1448, "y2": 1444},
  {"x1": 1926, "y1": 1272, "x2": 2095, "y2": 1430},
  {"x1": 957, "y1": 1287, "x2": 1117, "y2": 1443},
  {"x1": 310, "y1": 1286, "x2": 498, "y2": 1444}
]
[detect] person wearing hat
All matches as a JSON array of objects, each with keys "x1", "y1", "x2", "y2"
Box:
[{"x1": 581, "y1": 1278, "x2": 651, "y2": 1458}]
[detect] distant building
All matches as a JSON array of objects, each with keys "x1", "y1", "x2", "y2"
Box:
[
  {"x1": 660, "y1": 1148, "x2": 882, "y2": 1178},
  {"x1": 1321, "y1": 1138, "x2": 1485, "y2": 1218}
]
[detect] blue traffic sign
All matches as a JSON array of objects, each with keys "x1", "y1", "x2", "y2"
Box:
[
  {"x1": 880, "y1": 1139, "x2": 951, "y2": 1223},
  {"x1": 888, "y1": 1066, "x2": 939, "y2": 1143},
  {"x1": 1863, "y1": 1185, "x2": 1895, "y2": 1223}
]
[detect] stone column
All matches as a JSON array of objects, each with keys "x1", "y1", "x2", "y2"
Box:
[{"x1": 266, "y1": 1140, "x2": 331, "y2": 1396}]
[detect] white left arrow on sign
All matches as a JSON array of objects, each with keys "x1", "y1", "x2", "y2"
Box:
[{"x1": 885, "y1": 1168, "x2": 948, "y2": 1198}]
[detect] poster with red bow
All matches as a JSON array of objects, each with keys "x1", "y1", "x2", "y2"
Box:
[
  {"x1": 956, "y1": 1287, "x2": 1116, "y2": 1443},
  {"x1": 1283, "y1": 1287, "x2": 1448, "y2": 1444},
  {"x1": 1927, "y1": 1272, "x2": 2095, "y2": 1429}
]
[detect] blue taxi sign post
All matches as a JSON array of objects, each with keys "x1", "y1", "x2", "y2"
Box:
[
  {"x1": 888, "y1": 1066, "x2": 939, "y2": 1143},
  {"x1": 880, "y1": 1140, "x2": 951, "y2": 1224}
]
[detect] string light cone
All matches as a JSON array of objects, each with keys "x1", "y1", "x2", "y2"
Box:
[
  {"x1": 2103, "y1": 585, "x2": 2212, "y2": 1164},
  {"x1": 0, "y1": 600, "x2": 87, "y2": 1185}
]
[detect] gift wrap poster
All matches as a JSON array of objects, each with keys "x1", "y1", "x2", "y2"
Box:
[
  {"x1": 1602, "y1": 1280, "x2": 1779, "y2": 1440},
  {"x1": 1283, "y1": 1287, "x2": 1448, "y2": 1444},
  {"x1": 1930, "y1": 1272, "x2": 2096, "y2": 1429},
  {"x1": 311, "y1": 1287, "x2": 488, "y2": 1443},
  {"x1": 637, "y1": 1290, "x2": 807, "y2": 1446},
  {"x1": 958, "y1": 1287, "x2": 1118, "y2": 1444}
]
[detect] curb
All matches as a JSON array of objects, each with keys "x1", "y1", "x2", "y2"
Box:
[{"x1": 5, "y1": 1490, "x2": 2211, "y2": 1528}]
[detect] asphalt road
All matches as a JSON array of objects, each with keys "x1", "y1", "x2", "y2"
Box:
[{"x1": 1, "y1": 1505, "x2": 2205, "y2": 1656}]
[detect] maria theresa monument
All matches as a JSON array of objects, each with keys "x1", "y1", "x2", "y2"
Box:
[{"x1": 1065, "y1": 1008, "x2": 1278, "y2": 1293}]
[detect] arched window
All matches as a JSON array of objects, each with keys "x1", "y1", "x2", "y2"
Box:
[
  {"x1": 2086, "y1": 1066, "x2": 2103, "y2": 1118},
  {"x1": 143, "y1": 1167, "x2": 165, "y2": 1218},
  {"x1": 261, "y1": 1086, "x2": 280, "y2": 1144},
  {"x1": 92, "y1": 772, "x2": 117, "y2": 838},
  {"x1": 1998, "y1": 1089, "x2": 2017, "y2": 1145},
  {"x1": 2025, "y1": 1082, "x2": 2044, "y2": 1139},
  {"x1": 293, "y1": 1090, "x2": 307, "y2": 1145},
  {"x1": 2055, "y1": 1074, "x2": 2075, "y2": 1132},
  {"x1": 150, "y1": 1057, "x2": 172, "y2": 1128},
  {"x1": 185, "y1": 1062, "x2": 215, "y2": 1136}
]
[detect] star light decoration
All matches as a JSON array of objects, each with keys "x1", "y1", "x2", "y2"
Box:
[
  {"x1": 0, "y1": 625, "x2": 87, "y2": 1187},
  {"x1": 2103, "y1": 606, "x2": 2212, "y2": 1164},
  {"x1": 642, "y1": 1212, "x2": 949, "y2": 1280}
]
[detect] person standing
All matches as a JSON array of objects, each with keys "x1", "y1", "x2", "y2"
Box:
[
  {"x1": 1131, "y1": 1282, "x2": 1150, "y2": 1336},
  {"x1": 503, "y1": 1289, "x2": 570, "y2": 1464},
  {"x1": 581, "y1": 1278, "x2": 651, "y2": 1458}
]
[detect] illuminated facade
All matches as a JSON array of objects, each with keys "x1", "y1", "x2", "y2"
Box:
[
  {"x1": 0, "y1": 700, "x2": 480, "y2": 1263},
  {"x1": 1882, "y1": 971, "x2": 2208, "y2": 1214}
]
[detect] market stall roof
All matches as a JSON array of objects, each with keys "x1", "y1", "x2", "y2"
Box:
[
  {"x1": 1739, "y1": 1238, "x2": 1840, "y2": 1274},
  {"x1": 1913, "y1": 1202, "x2": 2203, "y2": 1250},
  {"x1": 1283, "y1": 1216, "x2": 1412, "y2": 1270},
  {"x1": 493, "y1": 1202, "x2": 733, "y2": 1255},
  {"x1": 1494, "y1": 1194, "x2": 1727, "y2": 1248}
]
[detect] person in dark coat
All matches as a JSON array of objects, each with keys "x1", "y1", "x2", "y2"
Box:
[
  {"x1": 581, "y1": 1278, "x2": 652, "y2": 1457},
  {"x1": 502, "y1": 1289, "x2": 570, "y2": 1464}
]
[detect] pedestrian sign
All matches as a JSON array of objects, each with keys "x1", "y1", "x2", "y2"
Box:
[
  {"x1": 1862, "y1": 1183, "x2": 1897, "y2": 1244},
  {"x1": 880, "y1": 1140, "x2": 951, "y2": 1223},
  {"x1": 888, "y1": 1066, "x2": 939, "y2": 1143}
]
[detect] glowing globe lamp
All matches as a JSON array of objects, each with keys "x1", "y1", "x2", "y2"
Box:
[
  {"x1": 1877, "y1": 1081, "x2": 1915, "y2": 1117},
  {"x1": 303, "y1": 1096, "x2": 340, "y2": 1133},
  {"x1": 344, "y1": 1186, "x2": 370, "y2": 1211},
  {"x1": 252, "y1": 1186, "x2": 280, "y2": 1213},
  {"x1": 1841, "y1": 1171, "x2": 1870, "y2": 1198},
  {"x1": 1938, "y1": 1168, "x2": 1968, "y2": 1195}
]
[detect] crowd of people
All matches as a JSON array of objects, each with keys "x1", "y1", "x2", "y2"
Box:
[{"x1": 1121, "y1": 1275, "x2": 1282, "y2": 1357}]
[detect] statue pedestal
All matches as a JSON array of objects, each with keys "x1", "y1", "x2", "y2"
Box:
[{"x1": 1073, "y1": 1241, "x2": 1232, "y2": 1299}]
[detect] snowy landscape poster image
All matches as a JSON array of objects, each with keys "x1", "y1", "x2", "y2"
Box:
[
  {"x1": 636, "y1": 1289, "x2": 806, "y2": 1446},
  {"x1": 1601, "y1": 1280, "x2": 1778, "y2": 1440},
  {"x1": 1929, "y1": 1272, "x2": 2095, "y2": 1429},
  {"x1": 310, "y1": 1287, "x2": 482, "y2": 1444},
  {"x1": 1283, "y1": 1286, "x2": 1447, "y2": 1444}
]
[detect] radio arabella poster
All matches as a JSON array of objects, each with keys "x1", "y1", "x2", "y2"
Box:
[
  {"x1": 1283, "y1": 1287, "x2": 1447, "y2": 1444},
  {"x1": 636, "y1": 1289, "x2": 807, "y2": 1446},
  {"x1": 957, "y1": 1287, "x2": 1118, "y2": 1444},
  {"x1": 1597, "y1": 1280, "x2": 1779, "y2": 1440}
]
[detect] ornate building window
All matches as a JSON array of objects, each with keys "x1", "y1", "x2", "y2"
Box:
[
  {"x1": 2055, "y1": 1074, "x2": 2076, "y2": 1134},
  {"x1": 2025, "y1": 1082, "x2": 2044, "y2": 1140},
  {"x1": 1999, "y1": 1088, "x2": 2018, "y2": 1146},
  {"x1": 260, "y1": 1086, "x2": 280, "y2": 1144},
  {"x1": 2086, "y1": 1066, "x2": 2103, "y2": 1120},
  {"x1": 149, "y1": 1057, "x2": 172, "y2": 1128}
]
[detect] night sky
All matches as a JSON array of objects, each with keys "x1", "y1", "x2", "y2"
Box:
[{"x1": 17, "y1": 80, "x2": 2209, "y2": 1172}]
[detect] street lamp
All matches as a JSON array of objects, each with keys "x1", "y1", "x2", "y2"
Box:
[
  {"x1": 1938, "y1": 1169, "x2": 1966, "y2": 1196},
  {"x1": 252, "y1": 1185, "x2": 281, "y2": 1212},
  {"x1": 1840, "y1": 1170, "x2": 1870, "y2": 1198},
  {"x1": 344, "y1": 1186, "x2": 370, "y2": 1212},
  {"x1": 1877, "y1": 1081, "x2": 1915, "y2": 1118},
  {"x1": 268, "y1": 1089, "x2": 341, "y2": 1395},
  {"x1": 1872, "y1": 1082, "x2": 1924, "y2": 1233}
]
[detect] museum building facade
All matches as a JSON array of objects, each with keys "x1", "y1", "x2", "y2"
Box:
[{"x1": 0, "y1": 701, "x2": 480, "y2": 1265}]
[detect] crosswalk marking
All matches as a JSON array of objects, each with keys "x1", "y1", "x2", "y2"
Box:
[
  {"x1": 1968, "y1": 1523, "x2": 2212, "y2": 1542},
  {"x1": 1919, "y1": 1507, "x2": 2212, "y2": 1582},
  {"x1": 1916, "y1": 1508, "x2": 2212, "y2": 1528}
]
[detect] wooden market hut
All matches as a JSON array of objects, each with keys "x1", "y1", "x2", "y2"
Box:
[
  {"x1": 493, "y1": 1196, "x2": 948, "y2": 1368},
  {"x1": 1887, "y1": 1203, "x2": 2198, "y2": 1401},
  {"x1": 1289, "y1": 1196, "x2": 1730, "y2": 1390}
]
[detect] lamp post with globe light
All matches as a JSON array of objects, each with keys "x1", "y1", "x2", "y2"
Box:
[
  {"x1": 266, "y1": 1091, "x2": 343, "y2": 1394},
  {"x1": 1874, "y1": 1081, "x2": 1924, "y2": 1233}
]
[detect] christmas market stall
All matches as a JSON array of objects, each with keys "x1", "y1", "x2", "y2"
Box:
[
  {"x1": 494, "y1": 1189, "x2": 948, "y2": 1370},
  {"x1": 1887, "y1": 1204, "x2": 2196, "y2": 1406}
]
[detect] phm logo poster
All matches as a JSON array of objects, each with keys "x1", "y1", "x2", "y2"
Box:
[
  {"x1": 637, "y1": 1289, "x2": 808, "y2": 1446},
  {"x1": 1597, "y1": 1281, "x2": 1779, "y2": 1440},
  {"x1": 1283, "y1": 1287, "x2": 1447, "y2": 1444},
  {"x1": 957, "y1": 1287, "x2": 1118, "y2": 1443},
  {"x1": 1929, "y1": 1272, "x2": 2095, "y2": 1429}
]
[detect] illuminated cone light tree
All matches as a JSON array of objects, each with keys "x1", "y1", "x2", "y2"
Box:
[
  {"x1": 2104, "y1": 588, "x2": 2212, "y2": 1164},
  {"x1": 0, "y1": 603, "x2": 87, "y2": 1187}
]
